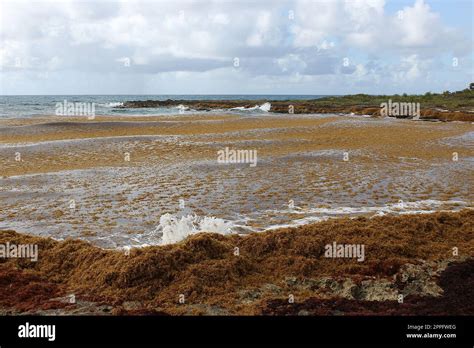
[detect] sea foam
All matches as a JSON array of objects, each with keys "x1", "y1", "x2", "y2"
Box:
[
  {"x1": 231, "y1": 102, "x2": 271, "y2": 112},
  {"x1": 103, "y1": 102, "x2": 124, "y2": 107},
  {"x1": 152, "y1": 213, "x2": 234, "y2": 245},
  {"x1": 175, "y1": 104, "x2": 189, "y2": 111}
]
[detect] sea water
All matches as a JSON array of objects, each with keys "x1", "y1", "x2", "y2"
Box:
[{"x1": 0, "y1": 95, "x2": 326, "y2": 118}]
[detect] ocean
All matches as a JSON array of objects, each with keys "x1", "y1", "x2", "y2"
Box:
[{"x1": 0, "y1": 95, "x2": 327, "y2": 118}]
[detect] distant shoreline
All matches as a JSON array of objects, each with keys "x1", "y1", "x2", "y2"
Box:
[
  {"x1": 120, "y1": 88, "x2": 474, "y2": 122},
  {"x1": 1, "y1": 90, "x2": 472, "y2": 121}
]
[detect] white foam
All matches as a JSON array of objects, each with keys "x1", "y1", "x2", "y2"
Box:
[
  {"x1": 151, "y1": 213, "x2": 235, "y2": 245},
  {"x1": 268, "y1": 199, "x2": 467, "y2": 216},
  {"x1": 265, "y1": 216, "x2": 329, "y2": 230},
  {"x1": 260, "y1": 200, "x2": 470, "y2": 232},
  {"x1": 175, "y1": 104, "x2": 189, "y2": 111},
  {"x1": 103, "y1": 102, "x2": 123, "y2": 107},
  {"x1": 259, "y1": 102, "x2": 271, "y2": 112},
  {"x1": 230, "y1": 102, "x2": 271, "y2": 112}
]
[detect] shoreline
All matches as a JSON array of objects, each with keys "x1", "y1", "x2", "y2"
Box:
[
  {"x1": 0, "y1": 210, "x2": 473, "y2": 315},
  {"x1": 119, "y1": 89, "x2": 474, "y2": 122}
]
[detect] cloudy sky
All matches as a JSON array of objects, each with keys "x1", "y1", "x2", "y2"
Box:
[{"x1": 0, "y1": 0, "x2": 472, "y2": 95}]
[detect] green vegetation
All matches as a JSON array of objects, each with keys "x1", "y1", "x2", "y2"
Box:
[{"x1": 310, "y1": 88, "x2": 473, "y2": 111}]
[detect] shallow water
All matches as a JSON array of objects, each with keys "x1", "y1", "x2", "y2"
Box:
[{"x1": 0, "y1": 114, "x2": 472, "y2": 248}]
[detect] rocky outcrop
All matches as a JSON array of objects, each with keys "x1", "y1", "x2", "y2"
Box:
[
  {"x1": 261, "y1": 258, "x2": 474, "y2": 315},
  {"x1": 120, "y1": 99, "x2": 474, "y2": 122}
]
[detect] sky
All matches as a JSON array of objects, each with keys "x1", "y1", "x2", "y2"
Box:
[{"x1": 0, "y1": 0, "x2": 472, "y2": 95}]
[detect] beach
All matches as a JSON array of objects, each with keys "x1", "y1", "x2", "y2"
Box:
[{"x1": 0, "y1": 111, "x2": 473, "y2": 314}]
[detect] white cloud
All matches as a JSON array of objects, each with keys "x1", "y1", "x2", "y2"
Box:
[
  {"x1": 395, "y1": 0, "x2": 440, "y2": 47},
  {"x1": 0, "y1": 0, "x2": 471, "y2": 94},
  {"x1": 392, "y1": 54, "x2": 428, "y2": 82}
]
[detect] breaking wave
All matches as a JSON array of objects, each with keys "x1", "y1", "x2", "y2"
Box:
[
  {"x1": 142, "y1": 200, "x2": 469, "y2": 246},
  {"x1": 102, "y1": 102, "x2": 124, "y2": 107},
  {"x1": 151, "y1": 213, "x2": 235, "y2": 245},
  {"x1": 175, "y1": 104, "x2": 189, "y2": 112},
  {"x1": 230, "y1": 102, "x2": 271, "y2": 112}
]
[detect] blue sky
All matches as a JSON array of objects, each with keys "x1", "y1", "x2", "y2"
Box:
[{"x1": 0, "y1": 0, "x2": 472, "y2": 95}]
